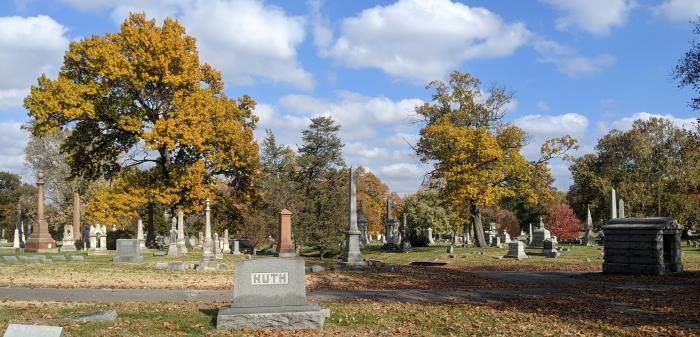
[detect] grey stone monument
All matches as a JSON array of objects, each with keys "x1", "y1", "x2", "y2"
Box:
[
  {"x1": 542, "y1": 238, "x2": 559, "y2": 258},
  {"x1": 202, "y1": 199, "x2": 214, "y2": 261},
  {"x1": 113, "y1": 239, "x2": 144, "y2": 263},
  {"x1": 217, "y1": 258, "x2": 330, "y2": 330},
  {"x1": 341, "y1": 167, "x2": 364, "y2": 266},
  {"x1": 222, "y1": 229, "x2": 231, "y2": 254},
  {"x1": 213, "y1": 233, "x2": 223, "y2": 259},
  {"x1": 399, "y1": 213, "x2": 412, "y2": 252},
  {"x1": 176, "y1": 211, "x2": 187, "y2": 254},
  {"x1": 603, "y1": 217, "x2": 683, "y2": 275},
  {"x1": 427, "y1": 227, "x2": 434, "y2": 244},
  {"x1": 504, "y1": 241, "x2": 528, "y2": 260},
  {"x1": 611, "y1": 188, "x2": 617, "y2": 219},
  {"x1": 618, "y1": 199, "x2": 625, "y2": 218},
  {"x1": 357, "y1": 201, "x2": 368, "y2": 249},
  {"x1": 167, "y1": 222, "x2": 179, "y2": 257},
  {"x1": 60, "y1": 225, "x2": 76, "y2": 252},
  {"x1": 232, "y1": 240, "x2": 241, "y2": 255},
  {"x1": 4, "y1": 324, "x2": 64, "y2": 337},
  {"x1": 499, "y1": 230, "x2": 511, "y2": 244},
  {"x1": 529, "y1": 217, "x2": 550, "y2": 248},
  {"x1": 136, "y1": 219, "x2": 146, "y2": 250},
  {"x1": 528, "y1": 222, "x2": 533, "y2": 245},
  {"x1": 15, "y1": 202, "x2": 24, "y2": 247},
  {"x1": 583, "y1": 205, "x2": 596, "y2": 246},
  {"x1": 12, "y1": 229, "x2": 20, "y2": 249}
]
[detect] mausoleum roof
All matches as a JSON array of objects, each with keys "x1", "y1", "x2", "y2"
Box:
[{"x1": 604, "y1": 217, "x2": 681, "y2": 230}]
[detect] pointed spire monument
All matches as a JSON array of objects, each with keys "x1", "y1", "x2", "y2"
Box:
[{"x1": 341, "y1": 167, "x2": 364, "y2": 266}]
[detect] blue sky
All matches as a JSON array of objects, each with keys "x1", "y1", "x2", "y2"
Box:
[{"x1": 0, "y1": 0, "x2": 698, "y2": 194}]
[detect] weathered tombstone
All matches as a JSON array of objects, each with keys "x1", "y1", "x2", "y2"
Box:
[
  {"x1": 427, "y1": 227, "x2": 435, "y2": 244},
  {"x1": 60, "y1": 225, "x2": 76, "y2": 252},
  {"x1": 25, "y1": 171, "x2": 57, "y2": 252},
  {"x1": 341, "y1": 167, "x2": 365, "y2": 265},
  {"x1": 113, "y1": 239, "x2": 144, "y2": 263},
  {"x1": 176, "y1": 211, "x2": 187, "y2": 254},
  {"x1": 542, "y1": 238, "x2": 559, "y2": 258},
  {"x1": 528, "y1": 223, "x2": 533, "y2": 245},
  {"x1": 216, "y1": 258, "x2": 330, "y2": 330},
  {"x1": 167, "y1": 223, "x2": 179, "y2": 257},
  {"x1": 490, "y1": 235, "x2": 502, "y2": 248},
  {"x1": 504, "y1": 241, "x2": 528, "y2": 260},
  {"x1": 187, "y1": 235, "x2": 197, "y2": 250},
  {"x1": 213, "y1": 233, "x2": 223, "y2": 259},
  {"x1": 12, "y1": 229, "x2": 20, "y2": 249},
  {"x1": 153, "y1": 235, "x2": 166, "y2": 256},
  {"x1": 222, "y1": 229, "x2": 231, "y2": 254},
  {"x1": 398, "y1": 213, "x2": 412, "y2": 253},
  {"x1": 529, "y1": 217, "x2": 550, "y2": 248},
  {"x1": 446, "y1": 245, "x2": 454, "y2": 254},
  {"x1": 357, "y1": 200, "x2": 368, "y2": 248},
  {"x1": 276, "y1": 209, "x2": 296, "y2": 257},
  {"x1": 603, "y1": 217, "x2": 683, "y2": 275},
  {"x1": 618, "y1": 199, "x2": 625, "y2": 218},
  {"x1": 232, "y1": 240, "x2": 241, "y2": 255},
  {"x1": 3, "y1": 324, "x2": 64, "y2": 337},
  {"x1": 198, "y1": 231, "x2": 204, "y2": 249},
  {"x1": 499, "y1": 230, "x2": 511, "y2": 244},
  {"x1": 611, "y1": 188, "x2": 617, "y2": 219},
  {"x1": 136, "y1": 219, "x2": 146, "y2": 250},
  {"x1": 583, "y1": 205, "x2": 596, "y2": 246},
  {"x1": 202, "y1": 199, "x2": 214, "y2": 261}
]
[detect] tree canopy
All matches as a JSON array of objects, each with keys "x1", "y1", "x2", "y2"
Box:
[
  {"x1": 415, "y1": 71, "x2": 577, "y2": 247},
  {"x1": 23, "y1": 13, "x2": 259, "y2": 217}
]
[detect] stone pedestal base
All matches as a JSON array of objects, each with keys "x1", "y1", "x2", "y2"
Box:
[
  {"x1": 87, "y1": 249, "x2": 108, "y2": 256},
  {"x1": 217, "y1": 305, "x2": 330, "y2": 330},
  {"x1": 113, "y1": 256, "x2": 144, "y2": 263},
  {"x1": 275, "y1": 252, "x2": 297, "y2": 258},
  {"x1": 167, "y1": 243, "x2": 179, "y2": 256}
]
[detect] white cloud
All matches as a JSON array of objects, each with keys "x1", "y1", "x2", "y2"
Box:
[
  {"x1": 61, "y1": 0, "x2": 314, "y2": 90},
  {"x1": 656, "y1": 0, "x2": 700, "y2": 22},
  {"x1": 537, "y1": 100, "x2": 551, "y2": 112},
  {"x1": 308, "y1": 0, "x2": 333, "y2": 56},
  {"x1": 278, "y1": 91, "x2": 422, "y2": 141},
  {"x1": 532, "y1": 38, "x2": 616, "y2": 77},
  {"x1": 378, "y1": 163, "x2": 426, "y2": 179},
  {"x1": 540, "y1": 0, "x2": 635, "y2": 36},
  {"x1": 515, "y1": 113, "x2": 589, "y2": 137},
  {"x1": 0, "y1": 15, "x2": 69, "y2": 109},
  {"x1": 328, "y1": 0, "x2": 530, "y2": 83},
  {"x1": 607, "y1": 112, "x2": 697, "y2": 131},
  {"x1": 0, "y1": 122, "x2": 29, "y2": 175}
]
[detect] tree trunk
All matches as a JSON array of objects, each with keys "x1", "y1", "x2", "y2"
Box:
[
  {"x1": 146, "y1": 202, "x2": 155, "y2": 248},
  {"x1": 471, "y1": 204, "x2": 487, "y2": 247}
]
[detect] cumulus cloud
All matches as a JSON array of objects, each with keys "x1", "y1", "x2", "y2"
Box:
[
  {"x1": 532, "y1": 38, "x2": 615, "y2": 77},
  {"x1": 328, "y1": 0, "x2": 530, "y2": 83},
  {"x1": 278, "y1": 91, "x2": 423, "y2": 141},
  {"x1": 0, "y1": 122, "x2": 29, "y2": 175},
  {"x1": 61, "y1": 0, "x2": 314, "y2": 90},
  {"x1": 0, "y1": 15, "x2": 69, "y2": 109},
  {"x1": 540, "y1": 0, "x2": 635, "y2": 36},
  {"x1": 655, "y1": 0, "x2": 700, "y2": 22},
  {"x1": 515, "y1": 113, "x2": 589, "y2": 137},
  {"x1": 607, "y1": 112, "x2": 697, "y2": 131}
]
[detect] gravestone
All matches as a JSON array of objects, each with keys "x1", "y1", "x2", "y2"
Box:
[
  {"x1": 357, "y1": 200, "x2": 368, "y2": 248},
  {"x1": 176, "y1": 211, "x2": 187, "y2": 254},
  {"x1": 503, "y1": 241, "x2": 528, "y2": 260},
  {"x1": 499, "y1": 230, "x2": 511, "y2": 244},
  {"x1": 113, "y1": 239, "x2": 144, "y2": 263},
  {"x1": 3, "y1": 324, "x2": 63, "y2": 337},
  {"x1": 24, "y1": 171, "x2": 57, "y2": 252},
  {"x1": 187, "y1": 235, "x2": 197, "y2": 250},
  {"x1": 12, "y1": 229, "x2": 20, "y2": 249},
  {"x1": 216, "y1": 258, "x2": 330, "y2": 330},
  {"x1": 213, "y1": 233, "x2": 223, "y2": 259},
  {"x1": 446, "y1": 245, "x2": 454, "y2": 254},
  {"x1": 276, "y1": 209, "x2": 296, "y2": 257},
  {"x1": 222, "y1": 229, "x2": 231, "y2": 254},
  {"x1": 167, "y1": 223, "x2": 179, "y2": 257},
  {"x1": 136, "y1": 219, "x2": 146, "y2": 250},
  {"x1": 583, "y1": 206, "x2": 596, "y2": 246},
  {"x1": 529, "y1": 217, "x2": 550, "y2": 248},
  {"x1": 542, "y1": 238, "x2": 559, "y2": 258},
  {"x1": 427, "y1": 227, "x2": 435, "y2": 244},
  {"x1": 61, "y1": 225, "x2": 76, "y2": 252},
  {"x1": 341, "y1": 167, "x2": 365, "y2": 265},
  {"x1": 232, "y1": 240, "x2": 241, "y2": 255},
  {"x1": 198, "y1": 231, "x2": 204, "y2": 249},
  {"x1": 490, "y1": 235, "x2": 501, "y2": 248}
]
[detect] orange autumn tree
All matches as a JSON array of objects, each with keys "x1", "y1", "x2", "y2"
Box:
[
  {"x1": 415, "y1": 71, "x2": 578, "y2": 247},
  {"x1": 24, "y1": 13, "x2": 260, "y2": 222},
  {"x1": 356, "y1": 166, "x2": 390, "y2": 235},
  {"x1": 544, "y1": 204, "x2": 581, "y2": 240}
]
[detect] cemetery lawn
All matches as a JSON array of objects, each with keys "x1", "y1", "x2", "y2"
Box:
[
  {"x1": 0, "y1": 297, "x2": 697, "y2": 337},
  {"x1": 0, "y1": 246, "x2": 698, "y2": 290}
]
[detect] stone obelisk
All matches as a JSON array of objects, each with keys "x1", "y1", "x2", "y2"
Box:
[
  {"x1": 15, "y1": 202, "x2": 23, "y2": 247},
  {"x1": 341, "y1": 167, "x2": 364, "y2": 266},
  {"x1": 584, "y1": 205, "x2": 595, "y2": 246},
  {"x1": 611, "y1": 188, "x2": 617, "y2": 219},
  {"x1": 176, "y1": 210, "x2": 187, "y2": 254},
  {"x1": 25, "y1": 170, "x2": 57, "y2": 252},
  {"x1": 618, "y1": 199, "x2": 625, "y2": 218},
  {"x1": 137, "y1": 219, "x2": 146, "y2": 250},
  {"x1": 202, "y1": 199, "x2": 214, "y2": 261},
  {"x1": 72, "y1": 192, "x2": 81, "y2": 242}
]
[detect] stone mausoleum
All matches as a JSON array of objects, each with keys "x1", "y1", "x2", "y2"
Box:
[{"x1": 603, "y1": 217, "x2": 683, "y2": 275}]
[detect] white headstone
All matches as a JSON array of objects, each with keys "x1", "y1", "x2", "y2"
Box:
[
  {"x1": 611, "y1": 188, "x2": 617, "y2": 219},
  {"x1": 222, "y1": 229, "x2": 231, "y2": 254},
  {"x1": 4, "y1": 324, "x2": 64, "y2": 337},
  {"x1": 137, "y1": 219, "x2": 146, "y2": 250},
  {"x1": 12, "y1": 229, "x2": 20, "y2": 248}
]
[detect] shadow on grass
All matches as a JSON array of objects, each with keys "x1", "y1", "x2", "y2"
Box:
[{"x1": 198, "y1": 308, "x2": 218, "y2": 327}]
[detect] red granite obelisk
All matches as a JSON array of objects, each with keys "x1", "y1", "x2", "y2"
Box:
[
  {"x1": 276, "y1": 209, "x2": 296, "y2": 257},
  {"x1": 25, "y1": 170, "x2": 57, "y2": 252}
]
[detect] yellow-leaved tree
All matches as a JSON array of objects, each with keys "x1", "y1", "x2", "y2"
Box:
[
  {"x1": 416, "y1": 71, "x2": 577, "y2": 247},
  {"x1": 23, "y1": 14, "x2": 260, "y2": 235}
]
